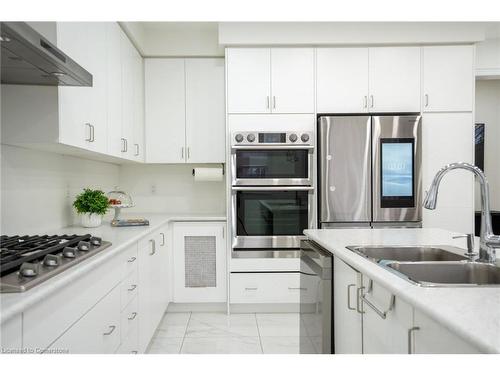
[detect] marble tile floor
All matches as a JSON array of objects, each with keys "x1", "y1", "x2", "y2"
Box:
[{"x1": 146, "y1": 312, "x2": 319, "y2": 354}]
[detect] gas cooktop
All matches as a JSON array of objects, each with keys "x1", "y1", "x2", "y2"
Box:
[{"x1": 0, "y1": 234, "x2": 111, "y2": 293}]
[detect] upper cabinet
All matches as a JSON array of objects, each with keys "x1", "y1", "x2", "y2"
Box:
[
  {"x1": 422, "y1": 45, "x2": 474, "y2": 112},
  {"x1": 145, "y1": 58, "x2": 225, "y2": 164},
  {"x1": 317, "y1": 48, "x2": 369, "y2": 113},
  {"x1": 57, "y1": 22, "x2": 108, "y2": 153},
  {"x1": 368, "y1": 47, "x2": 421, "y2": 113},
  {"x1": 226, "y1": 48, "x2": 314, "y2": 114},
  {"x1": 317, "y1": 47, "x2": 421, "y2": 113}
]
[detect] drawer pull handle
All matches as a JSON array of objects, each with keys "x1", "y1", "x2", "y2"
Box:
[
  {"x1": 128, "y1": 284, "x2": 137, "y2": 292},
  {"x1": 150, "y1": 239, "x2": 156, "y2": 255},
  {"x1": 347, "y1": 284, "x2": 356, "y2": 311},
  {"x1": 131, "y1": 350, "x2": 138, "y2": 354},
  {"x1": 288, "y1": 287, "x2": 306, "y2": 290},
  {"x1": 103, "y1": 325, "x2": 116, "y2": 336},
  {"x1": 127, "y1": 257, "x2": 136, "y2": 263},
  {"x1": 356, "y1": 286, "x2": 365, "y2": 314},
  {"x1": 160, "y1": 233, "x2": 165, "y2": 246},
  {"x1": 244, "y1": 287, "x2": 258, "y2": 291},
  {"x1": 407, "y1": 326, "x2": 420, "y2": 354},
  {"x1": 128, "y1": 312, "x2": 138, "y2": 321}
]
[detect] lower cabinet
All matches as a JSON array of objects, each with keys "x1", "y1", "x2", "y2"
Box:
[
  {"x1": 333, "y1": 256, "x2": 481, "y2": 354},
  {"x1": 172, "y1": 222, "x2": 226, "y2": 303},
  {"x1": 230, "y1": 272, "x2": 308, "y2": 304},
  {"x1": 138, "y1": 226, "x2": 170, "y2": 352},
  {"x1": 333, "y1": 258, "x2": 363, "y2": 354},
  {"x1": 0, "y1": 314, "x2": 22, "y2": 353},
  {"x1": 47, "y1": 286, "x2": 122, "y2": 354}
]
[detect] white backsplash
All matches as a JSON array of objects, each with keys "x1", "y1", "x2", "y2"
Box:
[
  {"x1": 1, "y1": 145, "x2": 120, "y2": 235},
  {"x1": 118, "y1": 163, "x2": 226, "y2": 215}
]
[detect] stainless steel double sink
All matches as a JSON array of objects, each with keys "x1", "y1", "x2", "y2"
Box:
[{"x1": 347, "y1": 245, "x2": 500, "y2": 287}]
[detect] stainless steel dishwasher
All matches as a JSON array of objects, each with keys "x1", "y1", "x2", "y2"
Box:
[{"x1": 299, "y1": 240, "x2": 333, "y2": 354}]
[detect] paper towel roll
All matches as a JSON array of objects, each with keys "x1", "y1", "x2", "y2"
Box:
[{"x1": 193, "y1": 167, "x2": 224, "y2": 182}]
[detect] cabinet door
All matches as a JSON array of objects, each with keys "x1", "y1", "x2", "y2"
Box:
[
  {"x1": 185, "y1": 58, "x2": 226, "y2": 163},
  {"x1": 47, "y1": 286, "x2": 121, "y2": 354},
  {"x1": 361, "y1": 278, "x2": 413, "y2": 354},
  {"x1": 271, "y1": 48, "x2": 314, "y2": 113},
  {"x1": 412, "y1": 309, "x2": 480, "y2": 354},
  {"x1": 145, "y1": 59, "x2": 186, "y2": 163},
  {"x1": 173, "y1": 222, "x2": 226, "y2": 303},
  {"x1": 226, "y1": 48, "x2": 271, "y2": 113},
  {"x1": 120, "y1": 32, "x2": 136, "y2": 160},
  {"x1": 423, "y1": 45, "x2": 474, "y2": 112},
  {"x1": 316, "y1": 48, "x2": 369, "y2": 113},
  {"x1": 421, "y1": 113, "x2": 474, "y2": 233},
  {"x1": 333, "y1": 258, "x2": 363, "y2": 354},
  {"x1": 106, "y1": 23, "x2": 123, "y2": 158},
  {"x1": 368, "y1": 47, "x2": 421, "y2": 113},
  {"x1": 132, "y1": 48, "x2": 145, "y2": 162}
]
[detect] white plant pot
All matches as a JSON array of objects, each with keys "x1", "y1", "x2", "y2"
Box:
[{"x1": 81, "y1": 213, "x2": 103, "y2": 228}]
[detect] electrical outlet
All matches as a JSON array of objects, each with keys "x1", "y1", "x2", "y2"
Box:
[{"x1": 151, "y1": 184, "x2": 156, "y2": 194}]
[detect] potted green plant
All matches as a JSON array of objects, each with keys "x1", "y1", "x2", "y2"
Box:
[{"x1": 73, "y1": 188, "x2": 109, "y2": 228}]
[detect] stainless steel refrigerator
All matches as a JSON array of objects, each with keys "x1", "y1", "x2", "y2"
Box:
[{"x1": 318, "y1": 115, "x2": 422, "y2": 228}]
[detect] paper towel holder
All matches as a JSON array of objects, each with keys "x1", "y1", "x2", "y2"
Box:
[{"x1": 192, "y1": 163, "x2": 225, "y2": 176}]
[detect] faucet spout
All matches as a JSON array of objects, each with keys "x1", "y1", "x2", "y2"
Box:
[{"x1": 423, "y1": 162, "x2": 499, "y2": 263}]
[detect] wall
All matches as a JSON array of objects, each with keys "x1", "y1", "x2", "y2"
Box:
[
  {"x1": 475, "y1": 80, "x2": 500, "y2": 211},
  {"x1": 0, "y1": 144, "x2": 120, "y2": 235},
  {"x1": 118, "y1": 163, "x2": 226, "y2": 215}
]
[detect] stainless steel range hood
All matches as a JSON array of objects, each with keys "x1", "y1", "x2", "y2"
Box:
[{"x1": 1, "y1": 22, "x2": 92, "y2": 86}]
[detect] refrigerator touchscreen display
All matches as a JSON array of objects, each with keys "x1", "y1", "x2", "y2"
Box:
[{"x1": 380, "y1": 138, "x2": 415, "y2": 208}]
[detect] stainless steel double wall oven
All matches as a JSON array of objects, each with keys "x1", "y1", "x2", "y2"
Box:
[{"x1": 231, "y1": 131, "x2": 315, "y2": 250}]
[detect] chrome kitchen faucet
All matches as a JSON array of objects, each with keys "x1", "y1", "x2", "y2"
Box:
[{"x1": 423, "y1": 162, "x2": 500, "y2": 263}]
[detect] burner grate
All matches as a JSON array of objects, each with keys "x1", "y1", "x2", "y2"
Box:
[{"x1": 0, "y1": 234, "x2": 91, "y2": 277}]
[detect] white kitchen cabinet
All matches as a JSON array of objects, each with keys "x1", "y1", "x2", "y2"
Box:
[
  {"x1": 316, "y1": 48, "x2": 369, "y2": 113},
  {"x1": 47, "y1": 285, "x2": 121, "y2": 354},
  {"x1": 270, "y1": 48, "x2": 315, "y2": 113},
  {"x1": 145, "y1": 59, "x2": 185, "y2": 163},
  {"x1": 368, "y1": 47, "x2": 421, "y2": 113},
  {"x1": 361, "y1": 278, "x2": 414, "y2": 354},
  {"x1": 226, "y1": 48, "x2": 271, "y2": 113},
  {"x1": 226, "y1": 48, "x2": 315, "y2": 114},
  {"x1": 145, "y1": 58, "x2": 225, "y2": 163},
  {"x1": 138, "y1": 227, "x2": 169, "y2": 352},
  {"x1": 185, "y1": 58, "x2": 225, "y2": 163},
  {"x1": 106, "y1": 22, "x2": 124, "y2": 157},
  {"x1": 412, "y1": 309, "x2": 480, "y2": 354},
  {"x1": 423, "y1": 45, "x2": 474, "y2": 112},
  {"x1": 422, "y1": 112, "x2": 474, "y2": 233},
  {"x1": 333, "y1": 258, "x2": 363, "y2": 354},
  {"x1": 0, "y1": 314, "x2": 22, "y2": 352},
  {"x1": 172, "y1": 222, "x2": 226, "y2": 303},
  {"x1": 132, "y1": 50, "x2": 145, "y2": 162},
  {"x1": 57, "y1": 22, "x2": 108, "y2": 153},
  {"x1": 230, "y1": 272, "x2": 309, "y2": 304}
]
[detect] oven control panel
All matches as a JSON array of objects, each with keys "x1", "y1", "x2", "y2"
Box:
[{"x1": 232, "y1": 131, "x2": 314, "y2": 146}]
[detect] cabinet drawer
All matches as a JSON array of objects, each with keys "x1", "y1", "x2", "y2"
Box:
[
  {"x1": 116, "y1": 327, "x2": 139, "y2": 354},
  {"x1": 230, "y1": 273, "x2": 312, "y2": 304},
  {"x1": 121, "y1": 296, "x2": 139, "y2": 341},
  {"x1": 46, "y1": 285, "x2": 121, "y2": 354},
  {"x1": 122, "y1": 244, "x2": 138, "y2": 279},
  {"x1": 121, "y1": 270, "x2": 138, "y2": 311}
]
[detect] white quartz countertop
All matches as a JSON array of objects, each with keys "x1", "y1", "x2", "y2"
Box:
[
  {"x1": 0, "y1": 213, "x2": 226, "y2": 324},
  {"x1": 304, "y1": 228, "x2": 500, "y2": 354}
]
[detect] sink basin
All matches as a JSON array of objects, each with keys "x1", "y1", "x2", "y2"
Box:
[
  {"x1": 346, "y1": 245, "x2": 468, "y2": 263},
  {"x1": 386, "y1": 262, "x2": 500, "y2": 286}
]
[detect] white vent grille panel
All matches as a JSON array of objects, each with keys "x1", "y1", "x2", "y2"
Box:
[{"x1": 184, "y1": 236, "x2": 216, "y2": 288}]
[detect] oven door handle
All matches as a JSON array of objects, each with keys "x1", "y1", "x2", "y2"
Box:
[
  {"x1": 231, "y1": 145, "x2": 314, "y2": 150},
  {"x1": 231, "y1": 186, "x2": 314, "y2": 192}
]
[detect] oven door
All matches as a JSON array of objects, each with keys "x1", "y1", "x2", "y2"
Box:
[
  {"x1": 232, "y1": 186, "x2": 315, "y2": 249},
  {"x1": 231, "y1": 146, "x2": 313, "y2": 186}
]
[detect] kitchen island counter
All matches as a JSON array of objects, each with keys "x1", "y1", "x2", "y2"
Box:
[{"x1": 304, "y1": 227, "x2": 500, "y2": 354}]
